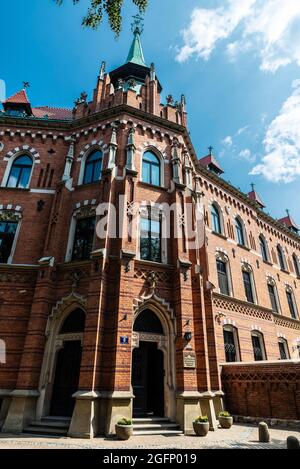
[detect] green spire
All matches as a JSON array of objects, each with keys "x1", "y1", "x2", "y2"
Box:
[{"x1": 126, "y1": 15, "x2": 146, "y2": 67}]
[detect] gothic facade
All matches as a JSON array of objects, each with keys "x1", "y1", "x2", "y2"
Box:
[{"x1": 0, "y1": 25, "x2": 299, "y2": 438}]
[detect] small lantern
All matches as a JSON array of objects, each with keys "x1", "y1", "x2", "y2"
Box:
[{"x1": 184, "y1": 331, "x2": 192, "y2": 341}]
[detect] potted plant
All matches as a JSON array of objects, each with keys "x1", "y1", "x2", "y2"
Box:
[
  {"x1": 115, "y1": 418, "x2": 133, "y2": 440},
  {"x1": 218, "y1": 411, "x2": 233, "y2": 429},
  {"x1": 193, "y1": 416, "x2": 210, "y2": 436}
]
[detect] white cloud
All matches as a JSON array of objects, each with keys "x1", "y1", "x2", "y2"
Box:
[
  {"x1": 250, "y1": 80, "x2": 300, "y2": 182},
  {"x1": 222, "y1": 135, "x2": 233, "y2": 146},
  {"x1": 176, "y1": 0, "x2": 300, "y2": 72},
  {"x1": 237, "y1": 125, "x2": 250, "y2": 135},
  {"x1": 239, "y1": 148, "x2": 256, "y2": 163}
]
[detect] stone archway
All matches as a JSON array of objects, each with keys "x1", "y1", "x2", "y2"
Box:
[
  {"x1": 36, "y1": 293, "x2": 87, "y2": 421},
  {"x1": 131, "y1": 298, "x2": 176, "y2": 421}
]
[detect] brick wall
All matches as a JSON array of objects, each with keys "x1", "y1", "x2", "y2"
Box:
[{"x1": 221, "y1": 361, "x2": 300, "y2": 420}]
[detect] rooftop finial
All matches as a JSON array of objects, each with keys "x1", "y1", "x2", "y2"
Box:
[
  {"x1": 286, "y1": 208, "x2": 290, "y2": 217},
  {"x1": 99, "y1": 61, "x2": 106, "y2": 80},
  {"x1": 251, "y1": 182, "x2": 255, "y2": 192},
  {"x1": 131, "y1": 14, "x2": 144, "y2": 35},
  {"x1": 208, "y1": 145, "x2": 214, "y2": 156},
  {"x1": 23, "y1": 81, "x2": 30, "y2": 89}
]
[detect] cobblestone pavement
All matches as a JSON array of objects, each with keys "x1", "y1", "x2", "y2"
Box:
[{"x1": 0, "y1": 424, "x2": 299, "y2": 449}]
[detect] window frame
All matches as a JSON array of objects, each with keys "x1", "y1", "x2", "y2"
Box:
[
  {"x1": 141, "y1": 149, "x2": 163, "y2": 187},
  {"x1": 2, "y1": 153, "x2": 34, "y2": 189},
  {"x1": 235, "y1": 217, "x2": 246, "y2": 246},
  {"x1": 286, "y1": 288, "x2": 298, "y2": 320},
  {"x1": 292, "y1": 254, "x2": 300, "y2": 278},
  {"x1": 278, "y1": 337, "x2": 290, "y2": 360},
  {"x1": 267, "y1": 281, "x2": 280, "y2": 314},
  {"x1": 216, "y1": 254, "x2": 233, "y2": 296},
  {"x1": 259, "y1": 234, "x2": 269, "y2": 263},
  {"x1": 251, "y1": 330, "x2": 267, "y2": 361},
  {"x1": 211, "y1": 203, "x2": 223, "y2": 235},
  {"x1": 0, "y1": 211, "x2": 22, "y2": 265},
  {"x1": 138, "y1": 206, "x2": 167, "y2": 264},
  {"x1": 277, "y1": 244, "x2": 287, "y2": 271},
  {"x1": 82, "y1": 150, "x2": 103, "y2": 185},
  {"x1": 78, "y1": 147, "x2": 104, "y2": 186},
  {"x1": 223, "y1": 325, "x2": 241, "y2": 362}
]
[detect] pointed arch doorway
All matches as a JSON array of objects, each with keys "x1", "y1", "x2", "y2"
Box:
[
  {"x1": 131, "y1": 308, "x2": 175, "y2": 419},
  {"x1": 38, "y1": 306, "x2": 86, "y2": 419}
]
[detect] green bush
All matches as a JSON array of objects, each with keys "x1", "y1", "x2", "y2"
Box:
[
  {"x1": 219, "y1": 411, "x2": 231, "y2": 418},
  {"x1": 117, "y1": 418, "x2": 132, "y2": 426},
  {"x1": 194, "y1": 416, "x2": 209, "y2": 423}
]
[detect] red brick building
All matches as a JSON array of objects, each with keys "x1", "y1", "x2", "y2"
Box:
[{"x1": 0, "y1": 24, "x2": 299, "y2": 438}]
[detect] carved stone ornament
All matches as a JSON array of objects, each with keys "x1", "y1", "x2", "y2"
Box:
[
  {"x1": 215, "y1": 251, "x2": 229, "y2": 263},
  {"x1": 0, "y1": 210, "x2": 21, "y2": 222}
]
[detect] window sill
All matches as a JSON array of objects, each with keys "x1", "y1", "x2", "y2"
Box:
[
  {"x1": 263, "y1": 260, "x2": 273, "y2": 266},
  {"x1": 237, "y1": 243, "x2": 250, "y2": 251},
  {"x1": 212, "y1": 231, "x2": 227, "y2": 240},
  {"x1": 77, "y1": 180, "x2": 102, "y2": 189},
  {"x1": 0, "y1": 187, "x2": 30, "y2": 191},
  {"x1": 138, "y1": 181, "x2": 167, "y2": 191},
  {"x1": 280, "y1": 268, "x2": 290, "y2": 274}
]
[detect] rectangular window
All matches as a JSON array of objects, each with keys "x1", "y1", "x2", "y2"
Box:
[
  {"x1": 243, "y1": 271, "x2": 254, "y2": 303},
  {"x1": 140, "y1": 214, "x2": 162, "y2": 263},
  {"x1": 286, "y1": 291, "x2": 297, "y2": 319},
  {"x1": 223, "y1": 330, "x2": 236, "y2": 362},
  {"x1": 268, "y1": 284, "x2": 279, "y2": 313},
  {"x1": 217, "y1": 260, "x2": 230, "y2": 296},
  {"x1": 72, "y1": 217, "x2": 96, "y2": 261},
  {"x1": 0, "y1": 221, "x2": 18, "y2": 264}
]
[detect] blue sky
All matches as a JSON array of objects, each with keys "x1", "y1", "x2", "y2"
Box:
[{"x1": 1, "y1": 0, "x2": 300, "y2": 224}]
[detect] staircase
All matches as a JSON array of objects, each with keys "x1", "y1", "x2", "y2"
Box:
[
  {"x1": 23, "y1": 417, "x2": 71, "y2": 437},
  {"x1": 133, "y1": 417, "x2": 183, "y2": 436}
]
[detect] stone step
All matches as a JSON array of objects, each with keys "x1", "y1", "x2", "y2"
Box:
[
  {"x1": 133, "y1": 423, "x2": 180, "y2": 430},
  {"x1": 133, "y1": 417, "x2": 171, "y2": 424},
  {"x1": 23, "y1": 425, "x2": 68, "y2": 436},
  {"x1": 133, "y1": 429, "x2": 183, "y2": 436},
  {"x1": 28, "y1": 419, "x2": 70, "y2": 429}
]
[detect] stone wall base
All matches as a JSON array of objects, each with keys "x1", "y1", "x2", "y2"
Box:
[
  {"x1": 68, "y1": 391, "x2": 101, "y2": 439},
  {"x1": 2, "y1": 390, "x2": 39, "y2": 433},
  {"x1": 234, "y1": 415, "x2": 300, "y2": 430},
  {"x1": 99, "y1": 391, "x2": 134, "y2": 436}
]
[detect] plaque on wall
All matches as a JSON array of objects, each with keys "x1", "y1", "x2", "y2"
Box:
[{"x1": 184, "y1": 353, "x2": 196, "y2": 369}]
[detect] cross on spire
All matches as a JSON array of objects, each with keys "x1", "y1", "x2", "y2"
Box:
[
  {"x1": 23, "y1": 81, "x2": 30, "y2": 89},
  {"x1": 208, "y1": 145, "x2": 214, "y2": 155},
  {"x1": 286, "y1": 209, "x2": 290, "y2": 217},
  {"x1": 251, "y1": 183, "x2": 255, "y2": 192},
  {"x1": 131, "y1": 14, "x2": 144, "y2": 35}
]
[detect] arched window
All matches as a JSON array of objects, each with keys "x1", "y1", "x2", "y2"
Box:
[
  {"x1": 142, "y1": 151, "x2": 161, "y2": 186},
  {"x1": 259, "y1": 235, "x2": 269, "y2": 263},
  {"x1": 0, "y1": 211, "x2": 20, "y2": 264},
  {"x1": 211, "y1": 204, "x2": 222, "y2": 234},
  {"x1": 235, "y1": 217, "x2": 245, "y2": 246},
  {"x1": 242, "y1": 264, "x2": 256, "y2": 304},
  {"x1": 293, "y1": 254, "x2": 300, "y2": 277},
  {"x1": 277, "y1": 245, "x2": 286, "y2": 271},
  {"x1": 6, "y1": 155, "x2": 33, "y2": 188},
  {"x1": 286, "y1": 287, "x2": 298, "y2": 320},
  {"x1": 223, "y1": 325, "x2": 240, "y2": 362},
  {"x1": 216, "y1": 253, "x2": 232, "y2": 296},
  {"x1": 278, "y1": 338, "x2": 290, "y2": 360},
  {"x1": 251, "y1": 331, "x2": 266, "y2": 361},
  {"x1": 60, "y1": 308, "x2": 86, "y2": 334},
  {"x1": 83, "y1": 150, "x2": 103, "y2": 184},
  {"x1": 267, "y1": 278, "x2": 280, "y2": 313}
]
